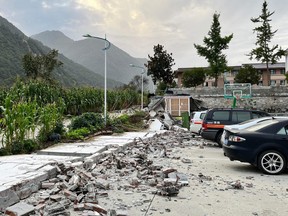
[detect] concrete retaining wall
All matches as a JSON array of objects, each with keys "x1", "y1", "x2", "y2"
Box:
[{"x1": 171, "y1": 86, "x2": 288, "y2": 113}]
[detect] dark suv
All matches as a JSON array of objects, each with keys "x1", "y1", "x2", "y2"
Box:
[{"x1": 201, "y1": 108, "x2": 270, "y2": 146}]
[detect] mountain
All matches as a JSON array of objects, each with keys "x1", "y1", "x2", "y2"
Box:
[
  {"x1": 32, "y1": 31, "x2": 150, "y2": 87},
  {"x1": 0, "y1": 16, "x2": 121, "y2": 88}
]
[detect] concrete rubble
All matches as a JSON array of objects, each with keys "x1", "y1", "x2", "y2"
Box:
[
  {"x1": 2, "y1": 111, "x2": 286, "y2": 215},
  {"x1": 0, "y1": 124, "x2": 208, "y2": 215},
  {"x1": 5, "y1": 129, "x2": 193, "y2": 216}
]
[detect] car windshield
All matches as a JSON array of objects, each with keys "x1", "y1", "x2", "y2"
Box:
[{"x1": 245, "y1": 120, "x2": 278, "y2": 132}]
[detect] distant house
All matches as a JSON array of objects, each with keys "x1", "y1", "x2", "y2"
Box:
[{"x1": 175, "y1": 62, "x2": 287, "y2": 88}]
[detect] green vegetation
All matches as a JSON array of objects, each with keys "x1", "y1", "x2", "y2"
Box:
[
  {"x1": 234, "y1": 65, "x2": 261, "y2": 85},
  {"x1": 182, "y1": 68, "x2": 206, "y2": 88},
  {"x1": 22, "y1": 49, "x2": 63, "y2": 83},
  {"x1": 248, "y1": 1, "x2": 285, "y2": 85},
  {"x1": 0, "y1": 80, "x2": 145, "y2": 155},
  {"x1": 194, "y1": 13, "x2": 233, "y2": 87},
  {"x1": 146, "y1": 44, "x2": 175, "y2": 87}
]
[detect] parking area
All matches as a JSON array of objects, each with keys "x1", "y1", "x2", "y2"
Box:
[{"x1": 2, "y1": 131, "x2": 288, "y2": 216}]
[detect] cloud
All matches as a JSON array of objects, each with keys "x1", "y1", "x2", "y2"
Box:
[{"x1": 0, "y1": 0, "x2": 287, "y2": 68}]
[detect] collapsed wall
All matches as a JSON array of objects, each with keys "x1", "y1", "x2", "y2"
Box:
[{"x1": 172, "y1": 86, "x2": 288, "y2": 113}]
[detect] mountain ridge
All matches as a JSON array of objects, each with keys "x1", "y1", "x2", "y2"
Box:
[
  {"x1": 0, "y1": 16, "x2": 122, "y2": 88},
  {"x1": 31, "y1": 30, "x2": 149, "y2": 86}
]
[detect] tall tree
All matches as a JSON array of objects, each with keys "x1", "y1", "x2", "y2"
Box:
[
  {"x1": 249, "y1": 1, "x2": 285, "y2": 86},
  {"x1": 234, "y1": 65, "x2": 261, "y2": 85},
  {"x1": 182, "y1": 68, "x2": 206, "y2": 88},
  {"x1": 146, "y1": 44, "x2": 175, "y2": 86},
  {"x1": 121, "y1": 75, "x2": 149, "y2": 92},
  {"x1": 194, "y1": 13, "x2": 233, "y2": 87},
  {"x1": 22, "y1": 49, "x2": 63, "y2": 82}
]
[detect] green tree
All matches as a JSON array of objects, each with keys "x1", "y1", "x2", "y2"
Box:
[
  {"x1": 234, "y1": 65, "x2": 261, "y2": 85},
  {"x1": 22, "y1": 49, "x2": 63, "y2": 82},
  {"x1": 194, "y1": 13, "x2": 233, "y2": 87},
  {"x1": 146, "y1": 44, "x2": 175, "y2": 86},
  {"x1": 155, "y1": 81, "x2": 177, "y2": 96},
  {"x1": 182, "y1": 68, "x2": 206, "y2": 88},
  {"x1": 126, "y1": 75, "x2": 149, "y2": 92},
  {"x1": 249, "y1": 1, "x2": 285, "y2": 86}
]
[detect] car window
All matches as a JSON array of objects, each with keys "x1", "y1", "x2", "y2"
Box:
[
  {"x1": 277, "y1": 125, "x2": 288, "y2": 135},
  {"x1": 191, "y1": 113, "x2": 195, "y2": 119},
  {"x1": 246, "y1": 120, "x2": 277, "y2": 132},
  {"x1": 232, "y1": 111, "x2": 251, "y2": 122},
  {"x1": 212, "y1": 111, "x2": 229, "y2": 121},
  {"x1": 237, "y1": 118, "x2": 259, "y2": 125},
  {"x1": 252, "y1": 112, "x2": 270, "y2": 118},
  {"x1": 200, "y1": 113, "x2": 206, "y2": 120}
]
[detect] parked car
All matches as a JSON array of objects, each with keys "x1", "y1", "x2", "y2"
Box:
[
  {"x1": 220, "y1": 116, "x2": 288, "y2": 146},
  {"x1": 190, "y1": 110, "x2": 207, "y2": 134},
  {"x1": 223, "y1": 118, "x2": 288, "y2": 175},
  {"x1": 201, "y1": 108, "x2": 270, "y2": 146}
]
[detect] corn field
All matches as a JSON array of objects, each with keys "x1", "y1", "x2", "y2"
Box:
[{"x1": 0, "y1": 80, "x2": 144, "y2": 152}]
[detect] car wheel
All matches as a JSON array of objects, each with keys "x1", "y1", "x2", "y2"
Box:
[
  {"x1": 258, "y1": 150, "x2": 286, "y2": 175},
  {"x1": 216, "y1": 132, "x2": 223, "y2": 148}
]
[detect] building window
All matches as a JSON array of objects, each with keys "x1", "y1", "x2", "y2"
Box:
[
  {"x1": 270, "y1": 80, "x2": 276, "y2": 86},
  {"x1": 280, "y1": 69, "x2": 285, "y2": 74},
  {"x1": 280, "y1": 80, "x2": 286, "y2": 86},
  {"x1": 270, "y1": 69, "x2": 276, "y2": 74}
]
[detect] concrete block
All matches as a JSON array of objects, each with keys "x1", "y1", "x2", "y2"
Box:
[
  {"x1": 0, "y1": 186, "x2": 20, "y2": 212},
  {"x1": 5, "y1": 202, "x2": 34, "y2": 216}
]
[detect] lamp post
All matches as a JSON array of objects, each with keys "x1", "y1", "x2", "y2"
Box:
[
  {"x1": 83, "y1": 34, "x2": 111, "y2": 125},
  {"x1": 129, "y1": 64, "x2": 145, "y2": 110}
]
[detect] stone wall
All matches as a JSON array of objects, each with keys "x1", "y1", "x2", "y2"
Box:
[{"x1": 171, "y1": 86, "x2": 288, "y2": 113}]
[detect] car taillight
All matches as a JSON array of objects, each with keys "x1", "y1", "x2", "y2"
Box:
[
  {"x1": 202, "y1": 122, "x2": 207, "y2": 130},
  {"x1": 228, "y1": 135, "x2": 246, "y2": 142}
]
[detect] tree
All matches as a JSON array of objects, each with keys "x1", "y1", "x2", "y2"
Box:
[
  {"x1": 155, "y1": 81, "x2": 177, "y2": 95},
  {"x1": 234, "y1": 65, "x2": 261, "y2": 85},
  {"x1": 146, "y1": 44, "x2": 175, "y2": 86},
  {"x1": 182, "y1": 68, "x2": 206, "y2": 88},
  {"x1": 249, "y1": 1, "x2": 285, "y2": 86},
  {"x1": 121, "y1": 75, "x2": 149, "y2": 92},
  {"x1": 194, "y1": 13, "x2": 233, "y2": 87},
  {"x1": 22, "y1": 49, "x2": 63, "y2": 82}
]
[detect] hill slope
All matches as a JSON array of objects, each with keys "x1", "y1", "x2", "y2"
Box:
[
  {"x1": 32, "y1": 31, "x2": 148, "y2": 85},
  {"x1": 0, "y1": 16, "x2": 121, "y2": 88}
]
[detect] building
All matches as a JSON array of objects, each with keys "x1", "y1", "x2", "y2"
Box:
[{"x1": 175, "y1": 62, "x2": 287, "y2": 88}]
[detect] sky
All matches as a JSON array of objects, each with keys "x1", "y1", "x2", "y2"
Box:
[{"x1": 0, "y1": 0, "x2": 288, "y2": 69}]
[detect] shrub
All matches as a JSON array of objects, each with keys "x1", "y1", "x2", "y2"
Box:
[
  {"x1": 10, "y1": 139, "x2": 39, "y2": 154},
  {"x1": 65, "y1": 127, "x2": 91, "y2": 140},
  {"x1": 69, "y1": 112, "x2": 104, "y2": 131}
]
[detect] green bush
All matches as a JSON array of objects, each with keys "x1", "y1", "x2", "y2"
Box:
[
  {"x1": 10, "y1": 139, "x2": 39, "y2": 154},
  {"x1": 69, "y1": 112, "x2": 104, "y2": 131},
  {"x1": 23, "y1": 139, "x2": 40, "y2": 153},
  {"x1": 65, "y1": 127, "x2": 91, "y2": 140},
  {"x1": 53, "y1": 121, "x2": 66, "y2": 135},
  {"x1": 0, "y1": 147, "x2": 9, "y2": 156}
]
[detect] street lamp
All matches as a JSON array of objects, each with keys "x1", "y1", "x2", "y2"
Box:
[
  {"x1": 83, "y1": 34, "x2": 111, "y2": 125},
  {"x1": 129, "y1": 64, "x2": 145, "y2": 110}
]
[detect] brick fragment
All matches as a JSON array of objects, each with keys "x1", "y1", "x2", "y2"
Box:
[
  {"x1": 5, "y1": 202, "x2": 34, "y2": 216},
  {"x1": 84, "y1": 203, "x2": 107, "y2": 214},
  {"x1": 41, "y1": 182, "x2": 55, "y2": 189},
  {"x1": 63, "y1": 189, "x2": 77, "y2": 201}
]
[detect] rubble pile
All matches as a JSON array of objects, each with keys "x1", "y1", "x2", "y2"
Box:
[{"x1": 5, "y1": 129, "x2": 203, "y2": 216}]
